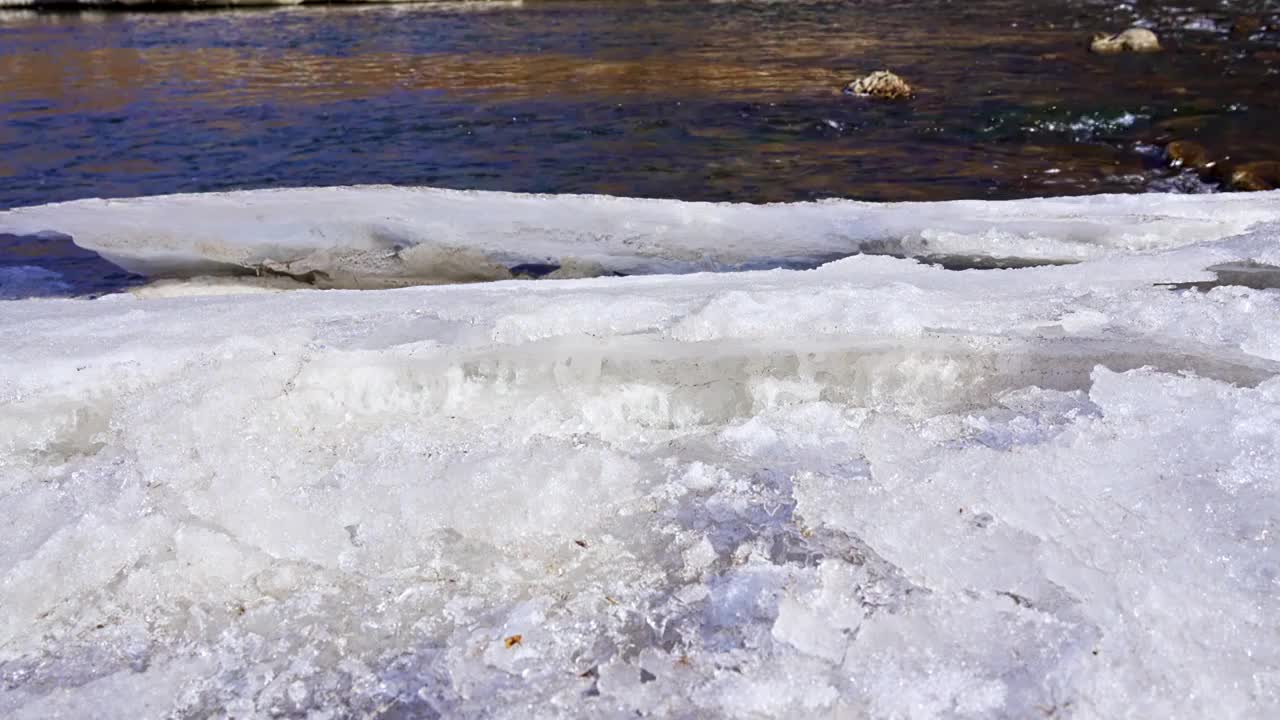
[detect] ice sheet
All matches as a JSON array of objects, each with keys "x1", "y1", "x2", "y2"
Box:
[
  {"x1": 2, "y1": 189, "x2": 1280, "y2": 718},
  {"x1": 3, "y1": 186, "x2": 1279, "y2": 288}
]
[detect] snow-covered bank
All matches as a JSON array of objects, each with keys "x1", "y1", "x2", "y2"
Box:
[
  {"x1": 2, "y1": 189, "x2": 1280, "y2": 718},
  {"x1": 4, "y1": 187, "x2": 1280, "y2": 289}
]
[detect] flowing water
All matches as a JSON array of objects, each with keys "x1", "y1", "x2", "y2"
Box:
[
  {"x1": 3, "y1": 0, "x2": 1280, "y2": 207},
  {"x1": 0, "y1": 0, "x2": 1278, "y2": 291}
]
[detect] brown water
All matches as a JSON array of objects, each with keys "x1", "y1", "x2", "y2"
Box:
[{"x1": 0, "y1": 0, "x2": 1279, "y2": 293}]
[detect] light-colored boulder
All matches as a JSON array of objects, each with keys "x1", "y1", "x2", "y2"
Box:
[
  {"x1": 843, "y1": 70, "x2": 913, "y2": 100},
  {"x1": 1091, "y1": 28, "x2": 1162, "y2": 54}
]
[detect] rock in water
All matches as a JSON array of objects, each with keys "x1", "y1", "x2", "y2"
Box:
[
  {"x1": 1166, "y1": 141, "x2": 1214, "y2": 172},
  {"x1": 1231, "y1": 16, "x2": 1262, "y2": 39},
  {"x1": 1230, "y1": 161, "x2": 1280, "y2": 191},
  {"x1": 844, "y1": 70, "x2": 913, "y2": 100},
  {"x1": 1090, "y1": 28, "x2": 1162, "y2": 54}
]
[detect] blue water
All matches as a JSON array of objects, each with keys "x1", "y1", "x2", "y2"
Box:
[{"x1": 0, "y1": 0, "x2": 1277, "y2": 296}]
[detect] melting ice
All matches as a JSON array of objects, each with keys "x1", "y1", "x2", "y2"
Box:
[{"x1": 1, "y1": 189, "x2": 1280, "y2": 719}]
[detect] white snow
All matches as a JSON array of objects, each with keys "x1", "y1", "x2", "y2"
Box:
[{"x1": 1, "y1": 188, "x2": 1280, "y2": 719}]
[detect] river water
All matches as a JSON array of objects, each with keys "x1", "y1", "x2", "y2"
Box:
[
  {"x1": 1, "y1": 0, "x2": 1278, "y2": 210},
  {"x1": 1, "y1": 1, "x2": 1278, "y2": 295}
]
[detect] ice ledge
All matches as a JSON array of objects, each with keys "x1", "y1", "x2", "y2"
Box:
[{"x1": 3, "y1": 186, "x2": 1278, "y2": 289}]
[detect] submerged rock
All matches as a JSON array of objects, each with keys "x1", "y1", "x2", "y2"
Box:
[
  {"x1": 1229, "y1": 161, "x2": 1280, "y2": 191},
  {"x1": 843, "y1": 71, "x2": 913, "y2": 100},
  {"x1": 1159, "y1": 142, "x2": 1278, "y2": 194},
  {"x1": 1091, "y1": 28, "x2": 1162, "y2": 54},
  {"x1": 1231, "y1": 16, "x2": 1262, "y2": 39},
  {"x1": 1165, "y1": 141, "x2": 1214, "y2": 172}
]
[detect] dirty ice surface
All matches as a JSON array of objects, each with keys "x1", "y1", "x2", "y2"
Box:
[{"x1": 2, "y1": 189, "x2": 1280, "y2": 719}]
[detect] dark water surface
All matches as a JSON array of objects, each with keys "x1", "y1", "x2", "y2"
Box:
[{"x1": 1, "y1": 0, "x2": 1279, "y2": 211}]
